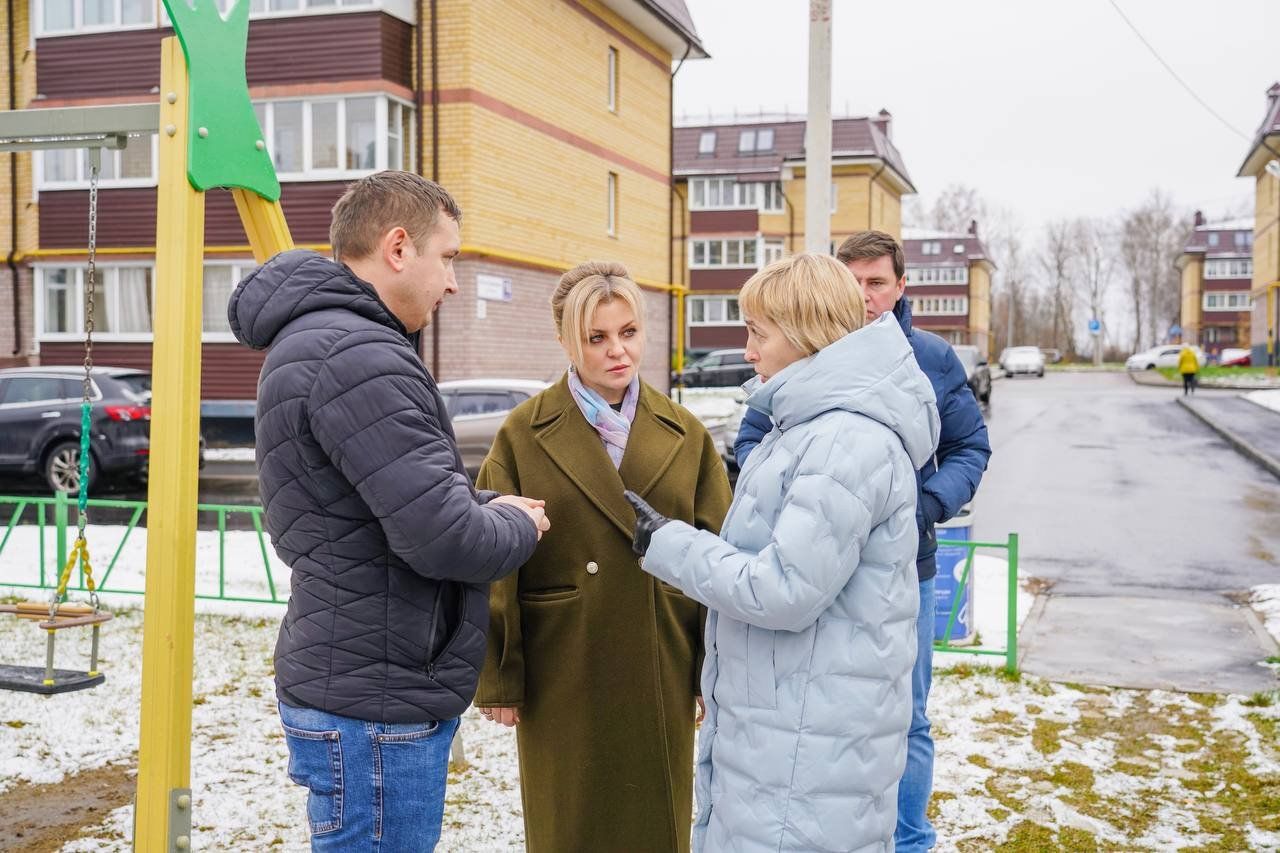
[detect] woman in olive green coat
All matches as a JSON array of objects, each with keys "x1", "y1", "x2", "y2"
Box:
[{"x1": 474, "y1": 261, "x2": 732, "y2": 853}]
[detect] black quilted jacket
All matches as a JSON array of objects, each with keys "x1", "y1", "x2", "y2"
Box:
[{"x1": 229, "y1": 249, "x2": 537, "y2": 723}]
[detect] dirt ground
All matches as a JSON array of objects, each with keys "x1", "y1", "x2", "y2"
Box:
[{"x1": 0, "y1": 762, "x2": 134, "y2": 852}]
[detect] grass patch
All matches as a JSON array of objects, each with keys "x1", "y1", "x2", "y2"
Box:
[
  {"x1": 1031, "y1": 719, "x2": 1067, "y2": 756},
  {"x1": 1188, "y1": 693, "x2": 1221, "y2": 708},
  {"x1": 1158, "y1": 365, "x2": 1278, "y2": 381},
  {"x1": 997, "y1": 821, "x2": 1056, "y2": 851},
  {"x1": 968, "y1": 753, "x2": 992, "y2": 769},
  {"x1": 1243, "y1": 691, "x2": 1277, "y2": 708},
  {"x1": 1058, "y1": 827, "x2": 1100, "y2": 852}
]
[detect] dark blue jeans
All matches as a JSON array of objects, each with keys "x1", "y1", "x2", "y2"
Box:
[
  {"x1": 895, "y1": 576, "x2": 936, "y2": 852},
  {"x1": 279, "y1": 701, "x2": 459, "y2": 852}
]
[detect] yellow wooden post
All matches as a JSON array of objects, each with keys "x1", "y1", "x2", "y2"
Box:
[
  {"x1": 134, "y1": 37, "x2": 204, "y2": 852},
  {"x1": 232, "y1": 187, "x2": 293, "y2": 261}
]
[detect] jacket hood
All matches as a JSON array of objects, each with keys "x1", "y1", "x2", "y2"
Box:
[
  {"x1": 892, "y1": 294, "x2": 914, "y2": 337},
  {"x1": 744, "y1": 313, "x2": 940, "y2": 468},
  {"x1": 228, "y1": 249, "x2": 405, "y2": 350}
]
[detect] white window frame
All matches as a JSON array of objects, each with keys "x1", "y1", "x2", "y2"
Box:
[
  {"x1": 607, "y1": 172, "x2": 618, "y2": 236},
  {"x1": 154, "y1": 0, "x2": 388, "y2": 29},
  {"x1": 737, "y1": 130, "x2": 756, "y2": 153},
  {"x1": 1203, "y1": 258, "x2": 1253, "y2": 279},
  {"x1": 910, "y1": 296, "x2": 970, "y2": 316},
  {"x1": 35, "y1": 263, "x2": 156, "y2": 342},
  {"x1": 252, "y1": 94, "x2": 411, "y2": 181},
  {"x1": 1203, "y1": 291, "x2": 1251, "y2": 311},
  {"x1": 689, "y1": 238, "x2": 759, "y2": 269},
  {"x1": 36, "y1": 0, "x2": 156, "y2": 37},
  {"x1": 906, "y1": 266, "x2": 969, "y2": 285},
  {"x1": 36, "y1": 135, "x2": 158, "y2": 191},
  {"x1": 697, "y1": 131, "x2": 716, "y2": 155},
  {"x1": 762, "y1": 239, "x2": 785, "y2": 265},
  {"x1": 607, "y1": 46, "x2": 618, "y2": 113},
  {"x1": 201, "y1": 261, "x2": 257, "y2": 342},
  {"x1": 760, "y1": 181, "x2": 784, "y2": 213},
  {"x1": 686, "y1": 295, "x2": 743, "y2": 327}
]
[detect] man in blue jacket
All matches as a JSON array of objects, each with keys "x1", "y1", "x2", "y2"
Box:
[{"x1": 734, "y1": 230, "x2": 990, "y2": 852}]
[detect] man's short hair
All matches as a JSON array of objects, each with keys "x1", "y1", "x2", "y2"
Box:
[
  {"x1": 836, "y1": 230, "x2": 905, "y2": 281},
  {"x1": 330, "y1": 171, "x2": 461, "y2": 262}
]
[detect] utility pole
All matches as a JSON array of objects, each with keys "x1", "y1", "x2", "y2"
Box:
[{"x1": 804, "y1": 0, "x2": 832, "y2": 254}]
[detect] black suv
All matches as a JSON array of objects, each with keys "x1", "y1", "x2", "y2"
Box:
[
  {"x1": 676, "y1": 349, "x2": 756, "y2": 388},
  {"x1": 952, "y1": 345, "x2": 992, "y2": 405},
  {"x1": 0, "y1": 366, "x2": 202, "y2": 493}
]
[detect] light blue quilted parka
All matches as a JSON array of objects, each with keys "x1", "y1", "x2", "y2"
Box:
[{"x1": 643, "y1": 313, "x2": 941, "y2": 852}]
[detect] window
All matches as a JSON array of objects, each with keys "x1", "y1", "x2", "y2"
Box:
[
  {"x1": 1203, "y1": 292, "x2": 1251, "y2": 311},
  {"x1": 953, "y1": 243, "x2": 965, "y2": 254},
  {"x1": 607, "y1": 47, "x2": 618, "y2": 112},
  {"x1": 0, "y1": 377, "x2": 82, "y2": 406},
  {"x1": 38, "y1": 265, "x2": 154, "y2": 337},
  {"x1": 38, "y1": 0, "x2": 154, "y2": 35},
  {"x1": 689, "y1": 239, "x2": 758, "y2": 268},
  {"x1": 38, "y1": 136, "x2": 157, "y2": 189},
  {"x1": 736, "y1": 128, "x2": 774, "y2": 154},
  {"x1": 919, "y1": 241, "x2": 943, "y2": 256},
  {"x1": 1207, "y1": 233, "x2": 1219, "y2": 247},
  {"x1": 202, "y1": 263, "x2": 260, "y2": 335},
  {"x1": 947, "y1": 330, "x2": 967, "y2": 345},
  {"x1": 760, "y1": 181, "x2": 784, "y2": 213},
  {"x1": 755, "y1": 128, "x2": 774, "y2": 151},
  {"x1": 906, "y1": 266, "x2": 968, "y2": 285},
  {"x1": 607, "y1": 172, "x2": 618, "y2": 236},
  {"x1": 1235, "y1": 231, "x2": 1254, "y2": 249},
  {"x1": 698, "y1": 131, "x2": 716, "y2": 155},
  {"x1": 1203, "y1": 259, "x2": 1253, "y2": 279},
  {"x1": 687, "y1": 296, "x2": 743, "y2": 326},
  {"x1": 909, "y1": 296, "x2": 969, "y2": 316},
  {"x1": 738, "y1": 130, "x2": 756, "y2": 153},
  {"x1": 252, "y1": 96, "x2": 412, "y2": 179},
  {"x1": 450, "y1": 392, "x2": 518, "y2": 417},
  {"x1": 763, "y1": 239, "x2": 785, "y2": 264}
]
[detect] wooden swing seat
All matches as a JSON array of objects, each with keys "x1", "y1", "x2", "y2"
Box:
[{"x1": 0, "y1": 601, "x2": 114, "y2": 630}]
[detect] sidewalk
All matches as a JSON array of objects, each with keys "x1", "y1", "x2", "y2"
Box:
[{"x1": 1179, "y1": 393, "x2": 1280, "y2": 480}]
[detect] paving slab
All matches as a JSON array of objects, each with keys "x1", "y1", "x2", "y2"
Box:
[{"x1": 1019, "y1": 593, "x2": 1279, "y2": 695}]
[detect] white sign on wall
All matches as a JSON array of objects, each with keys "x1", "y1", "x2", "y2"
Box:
[{"x1": 476, "y1": 274, "x2": 513, "y2": 302}]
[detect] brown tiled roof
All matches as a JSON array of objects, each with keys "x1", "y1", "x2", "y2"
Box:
[
  {"x1": 1181, "y1": 218, "x2": 1254, "y2": 257},
  {"x1": 902, "y1": 231, "x2": 992, "y2": 266},
  {"x1": 674, "y1": 116, "x2": 914, "y2": 191}
]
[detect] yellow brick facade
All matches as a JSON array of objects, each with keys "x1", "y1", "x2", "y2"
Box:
[
  {"x1": 969, "y1": 261, "x2": 992, "y2": 358},
  {"x1": 428, "y1": 0, "x2": 673, "y2": 287},
  {"x1": 1179, "y1": 256, "x2": 1203, "y2": 344},
  {"x1": 1253, "y1": 169, "x2": 1280, "y2": 360}
]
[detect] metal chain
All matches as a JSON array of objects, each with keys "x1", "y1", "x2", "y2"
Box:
[{"x1": 81, "y1": 150, "x2": 98, "y2": 537}]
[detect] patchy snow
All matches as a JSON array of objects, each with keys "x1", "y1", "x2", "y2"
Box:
[
  {"x1": 1247, "y1": 388, "x2": 1280, "y2": 415},
  {"x1": 201, "y1": 447, "x2": 256, "y2": 462},
  {"x1": 1251, "y1": 584, "x2": 1280, "y2": 649}
]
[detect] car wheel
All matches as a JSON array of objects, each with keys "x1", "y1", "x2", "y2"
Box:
[
  {"x1": 1037, "y1": 369, "x2": 1045, "y2": 378},
  {"x1": 1145, "y1": 364, "x2": 1155, "y2": 370},
  {"x1": 44, "y1": 440, "x2": 96, "y2": 495}
]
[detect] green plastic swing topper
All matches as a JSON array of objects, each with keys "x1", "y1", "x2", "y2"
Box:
[{"x1": 160, "y1": 0, "x2": 281, "y2": 202}]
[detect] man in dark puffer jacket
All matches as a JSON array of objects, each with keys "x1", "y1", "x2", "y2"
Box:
[{"x1": 229, "y1": 171, "x2": 545, "y2": 852}]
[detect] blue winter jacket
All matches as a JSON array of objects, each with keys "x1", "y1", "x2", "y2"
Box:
[
  {"x1": 734, "y1": 296, "x2": 991, "y2": 581},
  {"x1": 642, "y1": 314, "x2": 941, "y2": 851}
]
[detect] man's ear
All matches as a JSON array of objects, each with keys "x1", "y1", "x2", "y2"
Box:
[{"x1": 382, "y1": 226, "x2": 412, "y2": 273}]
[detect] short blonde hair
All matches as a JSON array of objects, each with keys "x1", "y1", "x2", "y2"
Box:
[
  {"x1": 551, "y1": 261, "x2": 644, "y2": 367},
  {"x1": 739, "y1": 253, "x2": 867, "y2": 355}
]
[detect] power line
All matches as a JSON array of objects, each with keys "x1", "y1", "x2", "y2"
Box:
[{"x1": 1107, "y1": 0, "x2": 1253, "y2": 144}]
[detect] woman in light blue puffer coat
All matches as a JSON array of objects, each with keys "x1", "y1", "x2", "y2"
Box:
[{"x1": 626, "y1": 253, "x2": 940, "y2": 852}]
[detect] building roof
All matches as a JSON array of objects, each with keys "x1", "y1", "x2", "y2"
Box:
[
  {"x1": 673, "y1": 115, "x2": 914, "y2": 193},
  {"x1": 902, "y1": 228, "x2": 993, "y2": 266},
  {"x1": 607, "y1": 0, "x2": 708, "y2": 60},
  {"x1": 1181, "y1": 216, "x2": 1254, "y2": 257},
  {"x1": 1237, "y1": 82, "x2": 1280, "y2": 177}
]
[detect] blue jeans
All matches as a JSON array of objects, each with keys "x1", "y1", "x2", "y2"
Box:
[
  {"x1": 278, "y1": 701, "x2": 459, "y2": 852},
  {"x1": 895, "y1": 576, "x2": 936, "y2": 852}
]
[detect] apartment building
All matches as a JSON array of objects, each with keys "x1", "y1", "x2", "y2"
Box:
[
  {"x1": 900, "y1": 222, "x2": 994, "y2": 358},
  {"x1": 671, "y1": 112, "x2": 915, "y2": 354},
  {"x1": 0, "y1": 0, "x2": 704, "y2": 419},
  {"x1": 1177, "y1": 212, "x2": 1254, "y2": 357},
  {"x1": 1237, "y1": 82, "x2": 1280, "y2": 365}
]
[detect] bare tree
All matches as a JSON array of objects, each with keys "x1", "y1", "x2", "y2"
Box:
[
  {"x1": 1075, "y1": 218, "x2": 1114, "y2": 364},
  {"x1": 1118, "y1": 191, "x2": 1187, "y2": 352},
  {"x1": 1040, "y1": 219, "x2": 1078, "y2": 358}
]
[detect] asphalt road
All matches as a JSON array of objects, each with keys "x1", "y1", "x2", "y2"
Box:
[{"x1": 977, "y1": 372, "x2": 1280, "y2": 693}]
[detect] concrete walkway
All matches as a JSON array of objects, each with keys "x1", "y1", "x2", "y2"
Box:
[{"x1": 1178, "y1": 393, "x2": 1280, "y2": 480}]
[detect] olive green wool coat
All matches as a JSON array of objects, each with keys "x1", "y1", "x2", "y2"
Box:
[{"x1": 475, "y1": 376, "x2": 732, "y2": 853}]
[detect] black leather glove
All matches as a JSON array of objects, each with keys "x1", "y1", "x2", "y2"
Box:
[{"x1": 624, "y1": 490, "x2": 671, "y2": 557}]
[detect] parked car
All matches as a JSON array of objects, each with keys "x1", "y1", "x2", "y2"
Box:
[
  {"x1": 675, "y1": 349, "x2": 756, "y2": 388},
  {"x1": 0, "y1": 366, "x2": 205, "y2": 493},
  {"x1": 1124, "y1": 345, "x2": 1205, "y2": 371},
  {"x1": 952, "y1": 345, "x2": 992, "y2": 404},
  {"x1": 1218, "y1": 347, "x2": 1251, "y2": 367},
  {"x1": 438, "y1": 378, "x2": 549, "y2": 477},
  {"x1": 1002, "y1": 346, "x2": 1046, "y2": 377},
  {"x1": 1040, "y1": 347, "x2": 1063, "y2": 364}
]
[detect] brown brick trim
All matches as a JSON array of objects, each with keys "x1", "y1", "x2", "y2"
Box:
[
  {"x1": 434, "y1": 88, "x2": 668, "y2": 185},
  {"x1": 34, "y1": 79, "x2": 415, "y2": 110},
  {"x1": 560, "y1": 0, "x2": 669, "y2": 71}
]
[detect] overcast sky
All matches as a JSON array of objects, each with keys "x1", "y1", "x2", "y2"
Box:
[{"x1": 674, "y1": 0, "x2": 1280, "y2": 236}]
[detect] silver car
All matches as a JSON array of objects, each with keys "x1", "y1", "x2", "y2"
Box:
[{"x1": 437, "y1": 378, "x2": 549, "y2": 477}]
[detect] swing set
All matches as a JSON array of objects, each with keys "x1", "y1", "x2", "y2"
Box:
[{"x1": 0, "y1": 0, "x2": 293, "y2": 847}]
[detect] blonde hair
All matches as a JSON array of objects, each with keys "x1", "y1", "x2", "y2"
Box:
[
  {"x1": 739, "y1": 253, "x2": 867, "y2": 355},
  {"x1": 551, "y1": 261, "x2": 644, "y2": 367}
]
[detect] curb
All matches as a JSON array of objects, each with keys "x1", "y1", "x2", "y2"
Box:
[
  {"x1": 1127, "y1": 371, "x2": 1280, "y2": 391},
  {"x1": 1177, "y1": 396, "x2": 1280, "y2": 481}
]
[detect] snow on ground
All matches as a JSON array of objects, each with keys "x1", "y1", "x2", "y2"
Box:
[
  {"x1": 201, "y1": 447, "x2": 257, "y2": 463},
  {"x1": 1247, "y1": 388, "x2": 1280, "y2": 415},
  {"x1": 0, "y1": 531, "x2": 1276, "y2": 850},
  {"x1": 1252, "y1": 584, "x2": 1280, "y2": 649}
]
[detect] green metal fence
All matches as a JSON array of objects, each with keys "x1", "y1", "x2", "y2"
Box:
[
  {"x1": 933, "y1": 532, "x2": 1020, "y2": 674},
  {"x1": 0, "y1": 491, "x2": 282, "y2": 605}
]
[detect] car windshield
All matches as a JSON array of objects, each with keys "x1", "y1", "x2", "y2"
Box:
[
  {"x1": 114, "y1": 373, "x2": 152, "y2": 402},
  {"x1": 1009, "y1": 347, "x2": 1039, "y2": 356}
]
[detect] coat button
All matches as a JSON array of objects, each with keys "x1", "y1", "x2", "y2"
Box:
[{"x1": 586, "y1": 561, "x2": 599, "y2": 575}]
